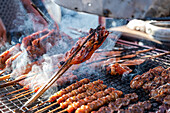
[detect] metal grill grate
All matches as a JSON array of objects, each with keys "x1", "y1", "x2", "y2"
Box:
[{"x1": 0, "y1": 39, "x2": 169, "y2": 113}]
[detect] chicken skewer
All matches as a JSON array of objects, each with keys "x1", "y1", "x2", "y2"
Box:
[
  {"x1": 58, "y1": 25, "x2": 109, "y2": 66},
  {"x1": 26, "y1": 29, "x2": 56, "y2": 59},
  {"x1": 36, "y1": 83, "x2": 107, "y2": 113},
  {"x1": 2, "y1": 31, "x2": 53, "y2": 76}
]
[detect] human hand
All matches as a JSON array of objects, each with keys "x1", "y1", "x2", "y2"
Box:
[{"x1": 0, "y1": 18, "x2": 7, "y2": 47}]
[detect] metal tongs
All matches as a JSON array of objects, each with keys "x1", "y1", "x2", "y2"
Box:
[{"x1": 21, "y1": 25, "x2": 101, "y2": 109}]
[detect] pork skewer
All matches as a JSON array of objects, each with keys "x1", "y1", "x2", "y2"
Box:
[
  {"x1": 118, "y1": 101, "x2": 152, "y2": 113},
  {"x1": 57, "y1": 79, "x2": 103, "y2": 104},
  {"x1": 130, "y1": 66, "x2": 165, "y2": 89},
  {"x1": 150, "y1": 83, "x2": 170, "y2": 101},
  {"x1": 22, "y1": 25, "x2": 109, "y2": 108},
  {"x1": 48, "y1": 78, "x2": 90, "y2": 102},
  {"x1": 28, "y1": 78, "x2": 90, "y2": 110},
  {"x1": 108, "y1": 93, "x2": 138, "y2": 112},
  {"x1": 63, "y1": 88, "x2": 117, "y2": 113},
  {"x1": 33, "y1": 79, "x2": 102, "y2": 112},
  {"x1": 74, "y1": 90, "x2": 123, "y2": 113},
  {"x1": 36, "y1": 83, "x2": 107, "y2": 113},
  {"x1": 92, "y1": 93, "x2": 138, "y2": 113},
  {"x1": 142, "y1": 67, "x2": 170, "y2": 92}
]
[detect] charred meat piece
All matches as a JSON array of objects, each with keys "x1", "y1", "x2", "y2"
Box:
[
  {"x1": 106, "y1": 63, "x2": 132, "y2": 76},
  {"x1": 163, "y1": 95, "x2": 170, "y2": 105},
  {"x1": 57, "y1": 80, "x2": 103, "y2": 104},
  {"x1": 156, "y1": 104, "x2": 169, "y2": 113},
  {"x1": 142, "y1": 72, "x2": 169, "y2": 92},
  {"x1": 59, "y1": 26, "x2": 109, "y2": 66},
  {"x1": 48, "y1": 78, "x2": 90, "y2": 102},
  {"x1": 130, "y1": 66, "x2": 165, "y2": 89},
  {"x1": 67, "y1": 88, "x2": 116, "y2": 113},
  {"x1": 118, "y1": 101, "x2": 152, "y2": 113},
  {"x1": 91, "y1": 106, "x2": 112, "y2": 113},
  {"x1": 60, "y1": 84, "x2": 107, "y2": 109},
  {"x1": 150, "y1": 83, "x2": 170, "y2": 102},
  {"x1": 75, "y1": 90, "x2": 123, "y2": 113},
  {"x1": 108, "y1": 93, "x2": 138, "y2": 112},
  {"x1": 22, "y1": 29, "x2": 49, "y2": 48}
]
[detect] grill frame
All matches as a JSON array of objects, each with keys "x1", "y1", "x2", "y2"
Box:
[{"x1": 0, "y1": 38, "x2": 169, "y2": 113}]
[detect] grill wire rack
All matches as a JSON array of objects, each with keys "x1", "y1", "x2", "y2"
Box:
[{"x1": 0, "y1": 39, "x2": 169, "y2": 113}]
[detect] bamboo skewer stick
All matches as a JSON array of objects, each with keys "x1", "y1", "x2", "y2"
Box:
[
  {"x1": 0, "y1": 69, "x2": 7, "y2": 76},
  {"x1": 10, "y1": 91, "x2": 34, "y2": 101},
  {"x1": 12, "y1": 89, "x2": 31, "y2": 98},
  {"x1": 0, "y1": 87, "x2": 25, "y2": 97},
  {"x1": 0, "y1": 74, "x2": 11, "y2": 81},
  {"x1": 84, "y1": 48, "x2": 155, "y2": 66},
  {"x1": 58, "y1": 109, "x2": 67, "y2": 113},
  {"x1": 21, "y1": 25, "x2": 102, "y2": 108},
  {"x1": 29, "y1": 100, "x2": 49, "y2": 111},
  {"x1": 35, "y1": 101, "x2": 58, "y2": 113},
  {"x1": 0, "y1": 74, "x2": 35, "y2": 88},
  {"x1": 48, "y1": 106, "x2": 61, "y2": 113}
]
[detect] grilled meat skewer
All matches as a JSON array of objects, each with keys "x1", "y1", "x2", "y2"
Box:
[
  {"x1": 66, "y1": 88, "x2": 116, "y2": 113},
  {"x1": 130, "y1": 66, "x2": 165, "y2": 89},
  {"x1": 57, "y1": 80, "x2": 103, "y2": 104},
  {"x1": 36, "y1": 83, "x2": 107, "y2": 113},
  {"x1": 59, "y1": 26, "x2": 109, "y2": 67},
  {"x1": 48, "y1": 78, "x2": 90, "y2": 102},
  {"x1": 150, "y1": 83, "x2": 170, "y2": 102},
  {"x1": 142, "y1": 67, "x2": 170, "y2": 92},
  {"x1": 75, "y1": 90, "x2": 123, "y2": 113},
  {"x1": 118, "y1": 101, "x2": 152, "y2": 113},
  {"x1": 60, "y1": 84, "x2": 107, "y2": 109},
  {"x1": 0, "y1": 44, "x2": 21, "y2": 70},
  {"x1": 92, "y1": 93, "x2": 138, "y2": 113},
  {"x1": 22, "y1": 29, "x2": 49, "y2": 48},
  {"x1": 105, "y1": 63, "x2": 132, "y2": 76}
]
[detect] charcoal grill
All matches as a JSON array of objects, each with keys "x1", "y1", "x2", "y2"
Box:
[{"x1": 0, "y1": 38, "x2": 169, "y2": 113}]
